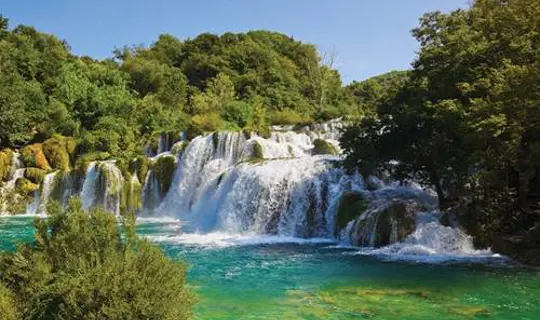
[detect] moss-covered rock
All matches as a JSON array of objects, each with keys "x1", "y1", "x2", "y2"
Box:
[
  {"x1": 212, "y1": 132, "x2": 220, "y2": 150},
  {"x1": 120, "y1": 173, "x2": 142, "y2": 214},
  {"x1": 0, "y1": 149, "x2": 13, "y2": 181},
  {"x1": 151, "y1": 155, "x2": 177, "y2": 196},
  {"x1": 23, "y1": 167, "x2": 47, "y2": 184},
  {"x1": 129, "y1": 156, "x2": 149, "y2": 183},
  {"x1": 171, "y1": 141, "x2": 188, "y2": 156},
  {"x1": 252, "y1": 141, "x2": 264, "y2": 159},
  {"x1": 336, "y1": 191, "x2": 369, "y2": 231},
  {"x1": 15, "y1": 177, "x2": 39, "y2": 195},
  {"x1": 350, "y1": 200, "x2": 417, "y2": 247},
  {"x1": 21, "y1": 144, "x2": 51, "y2": 170},
  {"x1": 74, "y1": 152, "x2": 111, "y2": 173},
  {"x1": 42, "y1": 137, "x2": 71, "y2": 170},
  {"x1": 312, "y1": 139, "x2": 338, "y2": 155}
]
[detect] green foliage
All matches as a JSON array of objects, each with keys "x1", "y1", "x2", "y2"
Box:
[
  {"x1": 0, "y1": 284, "x2": 18, "y2": 320},
  {"x1": 336, "y1": 191, "x2": 368, "y2": 231},
  {"x1": 23, "y1": 167, "x2": 47, "y2": 184},
  {"x1": 312, "y1": 139, "x2": 338, "y2": 155},
  {"x1": 14, "y1": 177, "x2": 38, "y2": 195},
  {"x1": 270, "y1": 108, "x2": 309, "y2": 125},
  {"x1": 191, "y1": 112, "x2": 224, "y2": 132},
  {"x1": 0, "y1": 199, "x2": 194, "y2": 319},
  {"x1": 0, "y1": 149, "x2": 13, "y2": 181},
  {"x1": 341, "y1": 0, "x2": 540, "y2": 251},
  {"x1": 0, "y1": 20, "x2": 351, "y2": 156}
]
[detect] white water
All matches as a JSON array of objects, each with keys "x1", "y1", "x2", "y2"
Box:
[{"x1": 1, "y1": 121, "x2": 499, "y2": 263}]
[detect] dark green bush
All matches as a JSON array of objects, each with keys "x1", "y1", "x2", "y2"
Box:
[{"x1": 0, "y1": 200, "x2": 194, "y2": 320}]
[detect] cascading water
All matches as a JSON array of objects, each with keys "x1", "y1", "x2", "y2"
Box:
[
  {"x1": 4, "y1": 121, "x2": 496, "y2": 261},
  {"x1": 81, "y1": 161, "x2": 123, "y2": 215}
]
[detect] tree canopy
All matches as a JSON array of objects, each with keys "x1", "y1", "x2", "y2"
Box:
[{"x1": 341, "y1": 0, "x2": 540, "y2": 247}]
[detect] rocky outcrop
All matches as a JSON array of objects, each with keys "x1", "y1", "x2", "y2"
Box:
[{"x1": 347, "y1": 200, "x2": 419, "y2": 247}]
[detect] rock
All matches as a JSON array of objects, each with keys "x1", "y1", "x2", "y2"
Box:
[
  {"x1": 491, "y1": 224, "x2": 540, "y2": 266},
  {"x1": 312, "y1": 139, "x2": 338, "y2": 155},
  {"x1": 350, "y1": 200, "x2": 418, "y2": 247},
  {"x1": 42, "y1": 137, "x2": 71, "y2": 170},
  {"x1": 23, "y1": 167, "x2": 47, "y2": 184},
  {"x1": 336, "y1": 191, "x2": 369, "y2": 231},
  {"x1": 21, "y1": 144, "x2": 51, "y2": 170},
  {"x1": 150, "y1": 155, "x2": 177, "y2": 196},
  {"x1": 15, "y1": 178, "x2": 38, "y2": 196}
]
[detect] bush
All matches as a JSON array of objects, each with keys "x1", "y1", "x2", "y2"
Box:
[
  {"x1": 0, "y1": 149, "x2": 13, "y2": 181},
  {"x1": 0, "y1": 284, "x2": 18, "y2": 320},
  {"x1": 0, "y1": 200, "x2": 194, "y2": 320},
  {"x1": 23, "y1": 167, "x2": 47, "y2": 184},
  {"x1": 270, "y1": 108, "x2": 309, "y2": 126},
  {"x1": 191, "y1": 112, "x2": 224, "y2": 132},
  {"x1": 20, "y1": 144, "x2": 51, "y2": 170}
]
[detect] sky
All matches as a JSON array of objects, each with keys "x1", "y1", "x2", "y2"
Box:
[{"x1": 1, "y1": 0, "x2": 468, "y2": 83}]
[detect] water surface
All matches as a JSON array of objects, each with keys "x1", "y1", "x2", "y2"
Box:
[{"x1": 1, "y1": 216, "x2": 539, "y2": 320}]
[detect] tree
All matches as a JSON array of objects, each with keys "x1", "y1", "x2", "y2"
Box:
[
  {"x1": 341, "y1": 0, "x2": 540, "y2": 246},
  {"x1": 0, "y1": 199, "x2": 194, "y2": 319}
]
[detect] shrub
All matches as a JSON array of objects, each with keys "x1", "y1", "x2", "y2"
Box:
[
  {"x1": 191, "y1": 112, "x2": 224, "y2": 132},
  {"x1": 270, "y1": 108, "x2": 309, "y2": 126},
  {"x1": 0, "y1": 149, "x2": 13, "y2": 181},
  {"x1": 20, "y1": 144, "x2": 51, "y2": 170},
  {"x1": 222, "y1": 101, "x2": 253, "y2": 128},
  {"x1": 23, "y1": 167, "x2": 47, "y2": 184},
  {"x1": 0, "y1": 284, "x2": 18, "y2": 320},
  {"x1": 0, "y1": 200, "x2": 194, "y2": 320}
]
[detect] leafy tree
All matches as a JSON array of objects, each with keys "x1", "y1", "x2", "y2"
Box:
[
  {"x1": 341, "y1": 0, "x2": 540, "y2": 247},
  {"x1": 0, "y1": 199, "x2": 194, "y2": 319}
]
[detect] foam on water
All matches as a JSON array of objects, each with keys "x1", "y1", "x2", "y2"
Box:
[{"x1": 146, "y1": 231, "x2": 335, "y2": 248}]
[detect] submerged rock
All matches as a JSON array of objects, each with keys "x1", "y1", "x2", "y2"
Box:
[
  {"x1": 336, "y1": 191, "x2": 369, "y2": 231},
  {"x1": 348, "y1": 200, "x2": 419, "y2": 247}
]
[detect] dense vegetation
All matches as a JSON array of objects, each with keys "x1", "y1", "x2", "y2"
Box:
[
  {"x1": 341, "y1": 0, "x2": 540, "y2": 262},
  {"x1": 0, "y1": 199, "x2": 193, "y2": 319},
  {"x1": 0, "y1": 16, "x2": 361, "y2": 158}
]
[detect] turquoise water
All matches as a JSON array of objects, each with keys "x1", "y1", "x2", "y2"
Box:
[{"x1": 1, "y1": 216, "x2": 540, "y2": 319}]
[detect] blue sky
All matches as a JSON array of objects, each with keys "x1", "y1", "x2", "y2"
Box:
[{"x1": 1, "y1": 0, "x2": 467, "y2": 82}]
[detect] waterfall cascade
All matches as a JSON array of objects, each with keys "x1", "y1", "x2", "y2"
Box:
[{"x1": 0, "y1": 122, "x2": 493, "y2": 260}]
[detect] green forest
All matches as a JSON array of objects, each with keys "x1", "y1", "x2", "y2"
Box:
[{"x1": 341, "y1": 0, "x2": 539, "y2": 264}]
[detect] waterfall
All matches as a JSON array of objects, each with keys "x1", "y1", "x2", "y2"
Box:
[
  {"x1": 81, "y1": 161, "x2": 123, "y2": 215},
  {"x1": 4, "y1": 119, "x2": 493, "y2": 260},
  {"x1": 35, "y1": 171, "x2": 58, "y2": 214}
]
